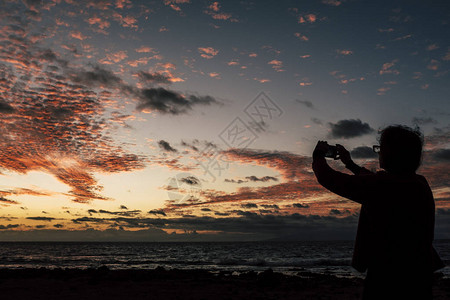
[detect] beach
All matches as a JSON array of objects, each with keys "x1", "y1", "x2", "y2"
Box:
[{"x1": 0, "y1": 267, "x2": 448, "y2": 300}]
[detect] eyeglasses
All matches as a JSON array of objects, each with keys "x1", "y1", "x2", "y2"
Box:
[{"x1": 373, "y1": 145, "x2": 380, "y2": 153}]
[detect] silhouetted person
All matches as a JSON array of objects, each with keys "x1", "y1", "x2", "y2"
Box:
[{"x1": 312, "y1": 125, "x2": 444, "y2": 300}]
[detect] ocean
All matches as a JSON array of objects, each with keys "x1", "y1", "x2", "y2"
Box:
[{"x1": 0, "y1": 240, "x2": 448, "y2": 278}]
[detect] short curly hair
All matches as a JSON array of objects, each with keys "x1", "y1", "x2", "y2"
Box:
[{"x1": 378, "y1": 125, "x2": 424, "y2": 173}]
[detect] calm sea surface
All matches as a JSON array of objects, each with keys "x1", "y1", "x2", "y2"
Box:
[{"x1": 0, "y1": 240, "x2": 448, "y2": 278}]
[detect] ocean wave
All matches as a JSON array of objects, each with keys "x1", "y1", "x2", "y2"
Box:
[{"x1": 214, "y1": 257, "x2": 351, "y2": 268}]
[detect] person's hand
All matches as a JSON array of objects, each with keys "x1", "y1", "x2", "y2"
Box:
[
  {"x1": 313, "y1": 141, "x2": 329, "y2": 158},
  {"x1": 336, "y1": 144, "x2": 352, "y2": 165}
]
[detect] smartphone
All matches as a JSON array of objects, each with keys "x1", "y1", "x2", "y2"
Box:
[{"x1": 325, "y1": 145, "x2": 338, "y2": 159}]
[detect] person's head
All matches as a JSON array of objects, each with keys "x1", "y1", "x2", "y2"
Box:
[{"x1": 378, "y1": 125, "x2": 423, "y2": 174}]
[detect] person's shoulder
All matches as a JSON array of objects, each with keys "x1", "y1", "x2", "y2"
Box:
[{"x1": 373, "y1": 171, "x2": 425, "y2": 184}]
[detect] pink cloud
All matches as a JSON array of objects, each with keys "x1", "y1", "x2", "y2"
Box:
[
  {"x1": 227, "y1": 60, "x2": 239, "y2": 66},
  {"x1": 116, "y1": 0, "x2": 132, "y2": 9},
  {"x1": 379, "y1": 59, "x2": 400, "y2": 75},
  {"x1": 135, "y1": 46, "x2": 155, "y2": 53},
  {"x1": 208, "y1": 72, "x2": 220, "y2": 78},
  {"x1": 208, "y1": 2, "x2": 220, "y2": 12},
  {"x1": 427, "y1": 59, "x2": 439, "y2": 71},
  {"x1": 70, "y1": 31, "x2": 89, "y2": 41},
  {"x1": 112, "y1": 12, "x2": 138, "y2": 29},
  {"x1": 294, "y1": 33, "x2": 309, "y2": 41},
  {"x1": 99, "y1": 50, "x2": 128, "y2": 64},
  {"x1": 268, "y1": 59, "x2": 284, "y2": 72},
  {"x1": 336, "y1": 49, "x2": 353, "y2": 55},
  {"x1": 198, "y1": 47, "x2": 219, "y2": 59},
  {"x1": 203, "y1": 1, "x2": 237, "y2": 22},
  {"x1": 299, "y1": 14, "x2": 317, "y2": 24},
  {"x1": 377, "y1": 86, "x2": 391, "y2": 95},
  {"x1": 163, "y1": 0, "x2": 190, "y2": 12},
  {"x1": 254, "y1": 78, "x2": 271, "y2": 83},
  {"x1": 87, "y1": 16, "x2": 111, "y2": 29},
  {"x1": 426, "y1": 44, "x2": 439, "y2": 51}
]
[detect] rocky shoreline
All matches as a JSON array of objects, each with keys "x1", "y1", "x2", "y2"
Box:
[{"x1": 0, "y1": 267, "x2": 447, "y2": 299}]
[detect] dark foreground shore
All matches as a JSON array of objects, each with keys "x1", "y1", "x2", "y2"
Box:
[{"x1": 0, "y1": 267, "x2": 448, "y2": 300}]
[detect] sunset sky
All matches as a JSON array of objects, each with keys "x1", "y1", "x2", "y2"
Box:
[{"x1": 0, "y1": 0, "x2": 448, "y2": 241}]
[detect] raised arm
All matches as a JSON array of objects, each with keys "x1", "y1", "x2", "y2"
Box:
[
  {"x1": 336, "y1": 144, "x2": 374, "y2": 175},
  {"x1": 312, "y1": 141, "x2": 377, "y2": 204}
]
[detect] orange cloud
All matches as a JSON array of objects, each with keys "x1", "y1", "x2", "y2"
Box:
[
  {"x1": 253, "y1": 78, "x2": 271, "y2": 83},
  {"x1": 112, "y1": 12, "x2": 138, "y2": 29},
  {"x1": 198, "y1": 47, "x2": 219, "y2": 59},
  {"x1": 99, "y1": 50, "x2": 128, "y2": 64},
  {"x1": 135, "y1": 46, "x2": 155, "y2": 53},
  {"x1": 204, "y1": 1, "x2": 236, "y2": 22},
  {"x1": 70, "y1": 31, "x2": 89, "y2": 40},
  {"x1": 299, "y1": 14, "x2": 317, "y2": 24},
  {"x1": 268, "y1": 59, "x2": 284, "y2": 72},
  {"x1": 87, "y1": 16, "x2": 110, "y2": 29}
]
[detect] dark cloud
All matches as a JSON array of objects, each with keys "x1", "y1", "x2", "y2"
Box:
[
  {"x1": 311, "y1": 117, "x2": 323, "y2": 125},
  {"x1": 234, "y1": 210, "x2": 258, "y2": 217},
  {"x1": 224, "y1": 176, "x2": 278, "y2": 184},
  {"x1": 136, "y1": 87, "x2": 219, "y2": 115},
  {"x1": 330, "y1": 209, "x2": 350, "y2": 215},
  {"x1": 225, "y1": 178, "x2": 246, "y2": 184},
  {"x1": 330, "y1": 209, "x2": 343, "y2": 215},
  {"x1": 246, "y1": 175, "x2": 278, "y2": 182},
  {"x1": 295, "y1": 99, "x2": 314, "y2": 109},
  {"x1": 69, "y1": 66, "x2": 220, "y2": 117},
  {"x1": 431, "y1": 149, "x2": 450, "y2": 162},
  {"x1": 70, "y1": 65, "x2": 123, "y2": 88},
  {"x1": 181, "y1": 140, "x2": 199, "y2": 152},
  {"x1": 0, "y1": 224, "x2": 20, "y2": 230},
  {"x1": 241, "y1": 203, "x2": 258, "y2": 208},
  {"x1": 180, "y1": 176, "x2": 200, "y2": 185},
  {"x1": 201, "y1": 208, "x2": 212, "y2": 211},
  {"x1": 350, "y1": 146, "x2": 378, "y2": 159},
  {"x1": 293, "y1": 203, "x2": 310, "y2": 208},
  {"x1": 214, "y1": 212, "x2": 230, "y2": 216},
  {"x1": 98, "y1": 209, "x2": 141, "y2": 217},
  {"x1": 26, "y1": 217, "x2": 55, "y2": 221},
  {"x1": 0, "y1": 101, "x2": 15, "y2": 113},
  {"x1": 136, "y1": 71, "x2": 172, "y2": 85},
  {"x1": 120, "y1": 205, "x2": 128, "y2": 210},
  {"x1": 53, "y1": 224, "x2": 64, "y2": 228},
  {"x1": 0, "y1": 196, "x2": 19, "y2": 205},
  {"x1": 158, "y1": 140, "x2": 178, "y2": 152},
  {"x1": 328, "y1": 119, "x2": 374, "y2": 139},
  {"x1": 68, "y1": 213, "x2": 362, "y2": 241},
  {"x1": 261, "y1": 204, "x2": 279, "y2": 209},
  {"x1": 148, "y1": 209, "x2": 166, "y2": 216}
]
